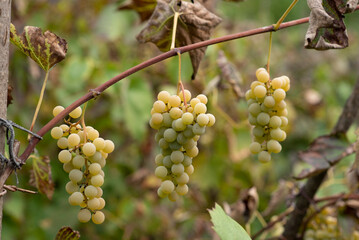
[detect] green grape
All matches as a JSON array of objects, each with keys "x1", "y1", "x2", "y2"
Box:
[
  {"x1": 260, "y1": 104, "x2": 271, "y2": 113},
  {"x1": 58, "y1": 150, "x2": 72, "y2": 164},
  {"x1": 155, "y1": 166, "x2": 168, "y2": 178},
  {"x1": 182, "y1": 155, "x2": 192, "y2": 167},
  {"x1": 179, "y1": 89, "x2": 192, "y2": 102},
  {"x1": 164, "y1": 128, "x2": 177, "y2": 142},
  {"x1": 103, "y1": 140, "x2": 115, "y2": 153},
  {"x1": 264, "y1": 96, "x2": 275, "y2": 108},
  {"x1": 171, "y1": 151, "x2": 184, "y2": 163},
  {"x1": 176, "y1": 184, "x2": 189, "y2": 196},
  {"x1": 89, "y1": 151, "x2": 103, "y2": 163},
  {"x1": 162, "y1": 113, "x2": 173, "y2": 127},
  {"x1": 57, "y1": 137, "x2": 68, "y2": 149},
  {"x1": 186, "y1": 146, "x2": 199, "y2": 158},
  {"x1": 277, "y1": 108, "x2": 288, "y2": 117},
  {"x1": 153, "y1": 100, "x2": 166, "y2": 113},
  {"x1": 182, "y1": 112, "x2": 194, "y2": 125},
  {"x1": 192, "y1": 123, "x2": 205, "y2": 135},
  {"x1": 280, "y1": 116, "x2": 288, "y2": 127},
  {"x1": 82, "y1": 142, "x2": 96, "y2": 156},
  {"x1": 92, "y1": 211, "x2": 105, "y2": 224},
  {"x1": 176, "y1": 172, "x2": 189, "y2": 184},
  {"x1": 63, "y1": 162, "x2": 74, "y2": 173},
  {"x1": 96, "y1": 187, "x2": 103, "y2": 198},
  {"x1": 78, "y1": 209, "x2": 91, "y2": 223},
  {"x1": 245, "y1": 90, "x2": 255, "y2": 100},
  {"x1": 253, "y1": 85, "x2": 267, "y2": 98},
  {"x1": 168, "y1": 191, "x2": 179, "y2": 202},
  {"x1": 197, "y1": 94, "x2": 208, "y2": 104},
  {"x1": 183, "y1": 125, "x2": 194, "y2": 138},
  {"x1": 249, "y1": 142, "x2": 262, "y2": 154},
  {"x1": 163, "y1": 156, "x2": 172, "y2": 168},
  {"x1": 169, "y1": 141, "x2": 182, "y2": 150},
  {"x1": 51, "y1": 127, "x2": 63, "y2": 139},
  {"x1": 151, "y1": 113, "x2": 163, "y2": 125},
  {"x1": 84, "y1": 185, "x2": 98, "y2": 198},
  {"x1": 161, "y1": 148, "x2": 172, "y2": 156},
  {"x1": 176, "y1": 133, "x2": 187, "y2": 145},
  {"x1": 93, "y1": 137, "x2": 105, "y2": 150},
  {"x1": 155, "y1": 154, "x2": 164, "y2": 166},
  {"x1": 89, "y1": 163, "x2": 102, "y2": 175},
  {"x1": 91, "y1": 174, "x2": 104, "y2": 187},
  {"x1": 270, "y1": 77, "x2": 283, "y2": 89},
  {"x1": 168, "y1": 95, "x2": 181, "y2": 107},
  {"x1": 252, "y1": 126, "x2": 264, "y2": 138},
  {"x1": 53, "y1": 105, "x2": 65, "y2": 117},
  {"x1": 69, "y1": 107, "x2": 82, "y2": 119},
  {"x1": 87, "y1": 198, "x2": 100, "y2": 210},
  {"x1": 98, "y1": 198, "x2": 106, "y2": 209},
  {"x1": 68, "y1": 133, "x2": 80, "y2": 148},
  {"x1": 183, "y1": 139, "x2": 195, "y2": 150},
  {"x1": 157, "y1": 188, "x2": 167, "y2": 198},
  {"x1": 72, "y1": 155, "x2": 85, "y2": 168},
  {"x1": 257, "y1": 70, "x2": 269, "y2": 83},
  {"x1": 171, "y1": 163, "x2": 185, "y2": 175},
  {"x1": 250, "y1": 81, "x2": 263, "y2": 91},
  {"x1": 159, "y1": 138, "x2": 169, "y2": 149},
  {"x1": 173, "y1": 118, "x2": 186, "y2": 131},
  {"x1": 270, "y1": 128, "x2": 285, "y2": 141},
  {"x1": 273, "y1": 89, "x2": 286, "y2": 102},
  {"x1": 194, "y1": 103, "x2": 207, "y2": 114},
  {"x1": 207, "y1": 113, "x2": 216, "y2": 127},
  {"x1": 275, "y1": 100, "x2": 287, "y2": 110},
  {"x1": 258, "y1": 151, "x2": 271, "y2": 163},
  {"x1": 269, "y1": 116, "x2": 282, "y2": 128},
  {"x1": 65, "y1": 181, "x2": 78, "y2": 194},
  {"x1": 69, "y1": 169, "x2": 83, "y2": 183},
  {"x1": 185, "y1": 165, "x2": 194, "y2": 175},
  {"x1": 68, "y1": 191, "x2": 84, "y2": 206},
  {"x1": 161, "y1": 180, "x2": 175, "y2": 194},
  {"x1": 248, "y1": 103, "x2": 261, "y2": 116},
  {"x1": 248, "y1": 114, "x2": 257, "y2": 125},
  {"x1": 257, "y1": 112, "x2": 270, "y2": 126},
  {"x1": 87, "y1": 129, "x2": 99, "y2": 141},
  {"x1": 267, "y1": 140, "x2": 282, "y2": 153},
  {"x1": 157, "y1": 90, "x2": 170, "y2": 103},
  {"x1": 196, "y1": 113, "x2": 209, "y2": 126}
]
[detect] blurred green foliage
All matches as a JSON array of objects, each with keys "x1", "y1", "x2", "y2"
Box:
[{"x1": 4, "y1": 0, "x2": 359, "y2": 239}]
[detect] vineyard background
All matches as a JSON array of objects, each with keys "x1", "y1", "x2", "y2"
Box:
[{"x1": 3, "y1": 0, "x2": 359, "y2": 239}]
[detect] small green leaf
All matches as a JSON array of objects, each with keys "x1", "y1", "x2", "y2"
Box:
[
  {"x1": 209, "y1": 203, "x2": 252, "y2": 240},
  {"x1": 55, "y1": 227, "x2": 80, "y2": 240},
  {"x1": 10, "y1": 24, "x2": 68, "y2": 71}
]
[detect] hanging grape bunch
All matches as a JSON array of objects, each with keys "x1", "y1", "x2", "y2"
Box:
[
  {"x1": 150, "y1": 89, "x2": 215, "y2": 201},
  {"x1": 246, "y1": 68, "x2": 290, "y2": 162},
  {"x1": 50, "y1": 105, "x2": 115, "y2": 224}
]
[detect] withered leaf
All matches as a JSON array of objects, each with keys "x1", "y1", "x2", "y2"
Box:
[
  {"x1": 294, "y1": 135, "x2": 353, "y2": 180},
  {"x1": 10, "y1": 24, "x2": 68, "y2": 71},
  {"x1": 29, "y1": 155, "x2": 54, "y2": 200},
  {"x1": 305, "y1": 0, "x2": 351, "y2": 50},
  {"x1": 118, "y1": 0, "x2": 158, "y2": 22},
  {"x1": 7, "y1": 85, "x2": 13, "y2": 107},
  {"x1": 55, "y1": 227, "x2": 80, "y2": 240},
  {"x1": 137, "y1": 0, "x2": 221, "y2": 79}
]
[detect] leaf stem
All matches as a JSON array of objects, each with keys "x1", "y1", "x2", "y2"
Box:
[
  {"x1": 170, "y1": 11, "x2": 180, "y2": 50},
  {"x1": 29, "y1": 71, "x2": 50, "y2": 137},
  {"x1": 273, "y1": 0, "x2": 299, "y2": 31}
]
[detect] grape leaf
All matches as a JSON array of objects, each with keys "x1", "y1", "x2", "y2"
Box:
[
  {"x1": 209, "y1": 203, "x2": 252, "y2": 240},
  {"x1": 294, "y1": 135, "x2": 353, "y2": 180},
  {"x1": 29, "y1": 155, "x2": 54, "y2": 200},
  {"x1": 304, "y1": 0, "x2": 356, "y2": 50},
  {"x1": 137, "y1": 0, "x2": 221, "y2": 79},
  {"x1": 10, "y1": 24, "x2": 68, "y2": 71},
  {"x1": 118, "y1": 0, "x2": 158, "y2": 22},
  {"x1": 55, "y1": 227, "x2": 80, "y2": 240}
]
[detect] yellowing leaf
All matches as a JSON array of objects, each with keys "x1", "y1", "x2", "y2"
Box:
[
  {"x1": 29, "y1": 155, "x2": 54, "y2": 200},
  {"x1": 118, "y1": 0, "x2": 158, "y2": 22},
  {"x1": 137, "y1": 0, "x2": 221, "y2": 79},
  {"x1": 10, "y1": 24, "x2": 68, "y2": 71}
]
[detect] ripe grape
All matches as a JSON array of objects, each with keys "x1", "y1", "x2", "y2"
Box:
[
  {"x1": 82, "y1": 142, "x2": 96, "y2": 156},
  {"x1": 53, "y1": 105, "x2": 65, "y2": 117},
  {"x1": 92, "y1": 211, "x2": 105, "y2": 224},
  {"x1": 51, "y1": 127, "x2": 63, "y2": 139},
  {"x1": 78, "y1": 209, "x2": 92, "y2": 223},
  {"x1": 69, "y1": 107, "x2": 82, "y2": 119},
  {"x1": 58, "y1": 150, "x2": 72, "y2": 164}
]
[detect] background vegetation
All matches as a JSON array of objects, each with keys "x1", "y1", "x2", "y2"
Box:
[{"x1": 3, "y1": 0, "x2": 359, "y2": 239}]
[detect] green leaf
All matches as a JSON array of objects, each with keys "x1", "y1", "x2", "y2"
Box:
[
  {"x1": 10, "y1": 24, "x2": 68, "y2": 71},
  {"x1": 209, "y1": 203, "x2": 252, "y2": 240},
  {"x1": 55, "y1": 227, "x2": 80, "y2": 240}
]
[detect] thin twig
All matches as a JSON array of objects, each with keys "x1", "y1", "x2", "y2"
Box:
[{"x1": 3, "y1": 185, "x2": 37, "y2": 194}]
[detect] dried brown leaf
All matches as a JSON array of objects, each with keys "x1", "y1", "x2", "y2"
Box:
[
  {"x1": 10, "y1": 24, "x2": 68, "y2": 71},
  {"x1": 55, "y1": 227, "x2": 80, "y2": 240},
  {"x1": 294, "y1": 135, "x2": 353, "y2": 180},
  {"x1": 137, "y1": 0, "x2": 221, "y2": 79},
  {"x1": 305, "y1": 0, "x2": 350, "y2": 50},
  {"x1": 118, "y1": 0, "x2": 158, "y2": 22},
  {"x1": 29, "y1": 155, "x2": 54, "y2": 200}
]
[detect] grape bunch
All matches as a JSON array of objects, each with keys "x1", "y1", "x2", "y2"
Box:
[
  {"x1": 50, "y1": 105, "x2": 115, "y2": 224},
  {"x1": 149, "y1": 89, "x2": 215, "y2": 201},
  {"x1": 246, "y1": 68, "x2": 290, "y2": 162}
]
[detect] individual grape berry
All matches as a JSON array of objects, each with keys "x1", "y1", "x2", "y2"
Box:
[
  {"x1": 69, "y1": 169, "x2": 83, "y2": 183},
  {"x1": 103, "y1": 140, "x2": 115, "y2": 153},
  {"x1": 58, "y1": 150, "x2": 72, "y2": 164},
  {"x1": 69, "y1": 106, "x2": 82, "y2": 119},
  {"x1": 258, "y1": 151, "x2": 271, "y2": 163},
  {"x1": 53, "y1": 105, "x2": 65, "y2": 117},
  {"x1": 84, "y1": 185, "x2": 98, "y2": 198},
  {"x1": 161, "y1": 180, "x2": 175, "y2": 194},
  {"x1": 253, "y1": 85, "x2": 267, "y2": 98},
  {"x1": 78, "y1": 209, "x2": 92, "y2": 223},
  {"x1": 68, "y1": 192, "x2": 84, "y2": 206},
  {"x1": 155, "y1": 166, "x2": 168, "y2": 178},
  {"x1": 157, "y1": 90, "x2": 171, "y2": 103},
  {"x1": 68, "y1": 133, "x2": 80, "y2": 148},
  {"x1": 82, "y1": 142, "x2": 96, "y2": 156},
  {"x1": 51, "y1": 127, "x2": 63, "y2": 139},
  {"x1": 57, "y1": 137, "x2": 68, "y2": 149},
  {"x1": 91, "y1": 174, "x2": 104, "y2": 187},
  {"x1": 92, "y1": 211, "x2": 105, "y2": 224}
]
